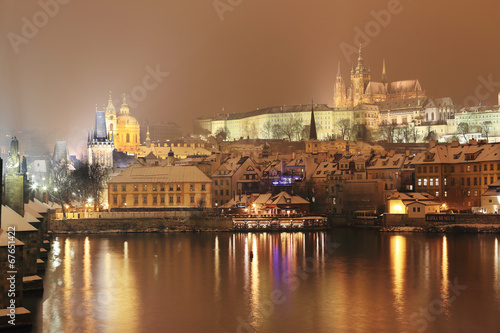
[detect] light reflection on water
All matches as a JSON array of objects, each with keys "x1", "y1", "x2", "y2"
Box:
[{"x1": 34, "y1": 230, "x2": 500, "y2": 333}]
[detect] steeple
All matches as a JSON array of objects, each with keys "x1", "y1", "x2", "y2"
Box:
[
  {"x1": 356, "y1": 44, "x2": 365, "y2": 72},
  {"x1": 146, "y1": 126, "x2": 151, "y2": 148},
  {"x1": 309, "y1": 100, "x2": 317, "y2": 140},
  {"x1": 333, "y1": 61, "x2": 347, "y2": 107},
  {"x1": 106, "y1": 91, "x2": 116, "y2": 114},
  {"x1": 336, "y1": 61, "x2": 342, "y2": 78},
  {"x1": 381, "y1": 58, "x2": 387, "y2": 84},
  {"x1": 120, "y1": 93, "x2": 130, "y2": 114}
]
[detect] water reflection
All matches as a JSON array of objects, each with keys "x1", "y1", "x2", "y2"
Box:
[
  {"x1": 391, "y1": 235, "x2": 406, "y2": 316},
  {"x1": 441, "y1": 235, "x2": 450, "y2": 315},
  {"x1": 37, "y1": 231, "x2": 500, "y2": 333}
]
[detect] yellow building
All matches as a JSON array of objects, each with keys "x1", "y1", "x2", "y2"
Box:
[
  {"x1": 115, "y1": 94, "x2": 140, "y2": 153},
  {"x1": 107, "y1": 161, "x2": 212, "y2": 209}
]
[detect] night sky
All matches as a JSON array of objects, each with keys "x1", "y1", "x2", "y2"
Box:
[{"x1": 1, "y1": 0, "x2": 500, "y2": 141}]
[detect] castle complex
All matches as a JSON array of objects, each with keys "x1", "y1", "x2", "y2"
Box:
[
  {"x1": 194, "y1": 46, "x2": 500, "y2": 143},
  {"x1": 333, "y1": 46, "x2": 424, "y2": 107}
]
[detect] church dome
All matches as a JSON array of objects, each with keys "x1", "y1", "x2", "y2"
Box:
[
  {"x1": 116, "y1": 113, "x2": 139, "y2": 126},
  {"x1": 114, "y1": 93, "x2": 140, "y2": 153}
]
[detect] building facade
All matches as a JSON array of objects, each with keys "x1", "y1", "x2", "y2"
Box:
[
  {"x1": 412, "y1": 141, "x2": 500, "y2": 209},
  {"x1": 107, "y1": 162, "x2": 212, "y2": 209}
]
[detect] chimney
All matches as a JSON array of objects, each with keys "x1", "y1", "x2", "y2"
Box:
[
  {"x1": 451, "y1": 141, "x2": 459, "y2": 147},
  {"x1": 468, "y1": 139, "x2": 477, "y2": 145}
]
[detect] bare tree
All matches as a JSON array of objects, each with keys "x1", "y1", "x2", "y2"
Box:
[
  {"x1": 380, "y1": 122, "x2": 397, "y2": 143},
  {"x1": 457, "y1": 122, "x2": 469, "y2": 142},
  {"x1": 48, "y1": 162, "x2": 73, "y2": 218},
  {"x1": 71, "y1": 162, "x2": 108, "y2": 211},
  {"x1": 336, "y1": 119, "x2": 351, "y2": 140},
  {"x1": 281, "y1": 114, "x2": 304, "y2": 141},
  {"x1": 261, "y1": 120, "x2": 273, "y2": 139},
  {"x1": 482, "y1": 121, "x2": 492, "y2": 141}
]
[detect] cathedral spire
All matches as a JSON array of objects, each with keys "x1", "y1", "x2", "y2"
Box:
[
  {"x1": 309, "y1": 100, "x2": 317, "y2": 140},
  {"x1": 356, "y1": 44, "x2": 364, "y2": 70},
  {"x1": 336, "y1": 61, "x2": 342, "y2": 77},
  {"x1": 381, "y1": 58, "x2": 387, "y2": 84}
]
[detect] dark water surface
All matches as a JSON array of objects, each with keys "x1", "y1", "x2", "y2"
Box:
[{"x1": 27, "y1": 230, "x2": 500, "y2": 332}]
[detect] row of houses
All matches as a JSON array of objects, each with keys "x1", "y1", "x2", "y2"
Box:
[{"x1": 106, "y1": 140, "x2": 500, "y2": 215}]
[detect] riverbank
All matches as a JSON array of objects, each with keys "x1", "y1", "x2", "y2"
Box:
[
  {"x1": 48, "y1": 216, "x2": 233, "y2": 234},
  {"x1": 381, "y1": 224, "x2": 500, "y2": 233}
]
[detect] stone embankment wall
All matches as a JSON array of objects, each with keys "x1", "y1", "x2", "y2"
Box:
[
  {"x1": 49, "y1": 216, "x2": 233, "y2": 233},
  {"x1": 384, "y1": 213, "x2": 500, "y2": 227}
]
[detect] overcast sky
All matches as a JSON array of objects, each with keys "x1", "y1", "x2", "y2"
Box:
[{"x1": 1, "y1": 0, "x2": 500, "y2": 145}]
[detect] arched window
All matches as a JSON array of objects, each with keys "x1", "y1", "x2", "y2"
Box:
[
  {"x1": 126, "y1": 133, "x2": 130, "y2": 143},
  {"x1": 134, "y1": 134, "x2": 137, "y2": 143},
  {"x1": 431, "y1": 113, "x2": 434, "y2": 121}
]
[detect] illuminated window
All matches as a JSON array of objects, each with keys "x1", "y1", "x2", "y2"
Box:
[
  {"x1": 467, "y1": 191, "x2": 471, "y2": 197},
  {"x1": 424, "y1": 178, "x2": 428, "y2": 186},
  {"x1": 444, "y1": 191, "x2": 447, "y2": 197},
  {"x1": 143, "y1": 184, "x2": 147, "y2": 191},
  {"x1": 430, "y1": 179, "x2": 434, "y2": 186},
  {"x1": 474, "y1": 191, "x2": 478, "y2": 197},
  {"x1": 436, "y1": 178, "x2": 439, "y2": 186},
  {"x1": 134, "y1": 185, "x2": 138, "y2": 191},
  {"x1": 436, "y1": 192, "x2": 439, "y2": 197},
  {"x1": 177, "y1": 185, "x2": 181, "y2": 191}
]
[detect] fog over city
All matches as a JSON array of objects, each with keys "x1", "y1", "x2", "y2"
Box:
[{"x1": 1, "y1": 0, "x2": 500, "y2": 153}]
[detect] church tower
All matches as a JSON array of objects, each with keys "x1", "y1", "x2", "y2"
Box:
[
  {"x1": 381, "y1": 58, "x2": 387, "y2": 85},
  {"x1": 350, "y1": 45, "x2": 371, "y2": 106},
  {"x1": 88, "y1": 110, "x2": 115, "y2": 168},
  {"x1": 105, "y1": 91, "x2": 116, "y2": 139},
  {"x1": 333, "y1": 61, "x2": 347, "y2": 107}
]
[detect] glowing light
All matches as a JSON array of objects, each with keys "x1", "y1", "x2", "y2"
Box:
[{"x1": 394, "y1": 204, "x2": 403, "y2": 213}]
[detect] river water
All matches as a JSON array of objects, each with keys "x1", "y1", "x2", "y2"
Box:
[{"x1": 25, "y1": 229, "x2": 500, "y2": 332}]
